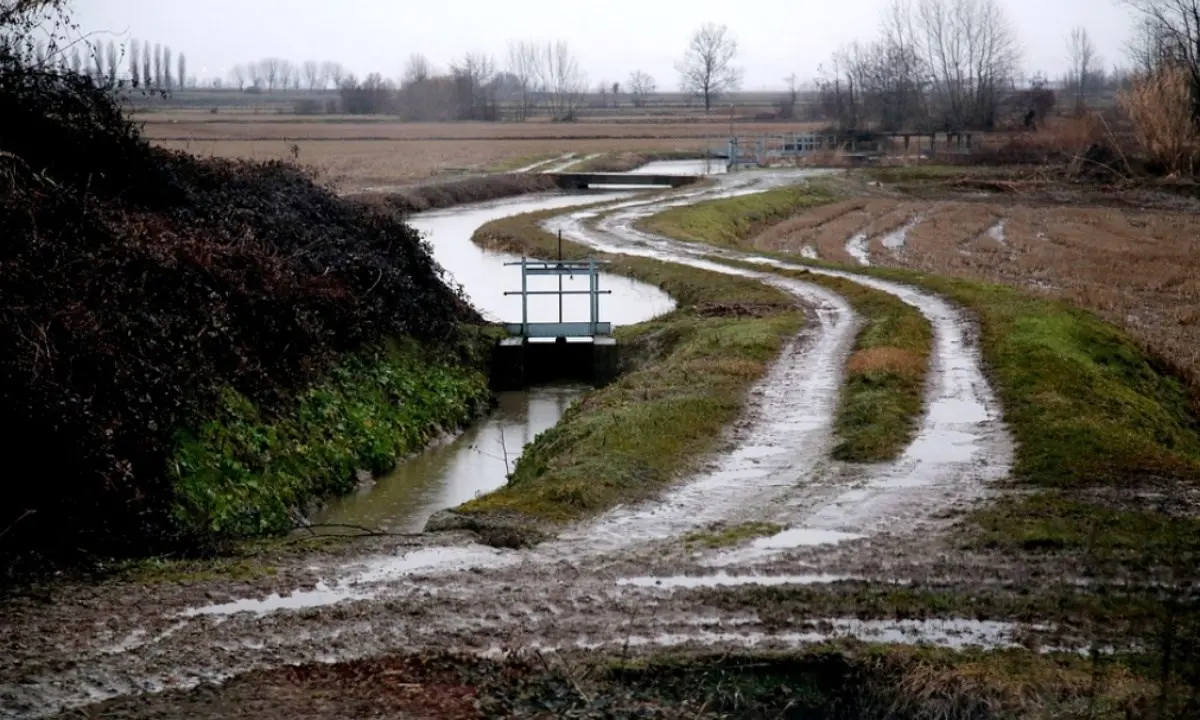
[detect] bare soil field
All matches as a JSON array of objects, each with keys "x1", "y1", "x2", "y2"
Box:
[
  {"x1": 158, "y1": 137, "x2": 715, "y2": 189},
  {"x1": 142, "y1": 116, "x2": 822, "y2": 188},
  {"x1": 755, "y1": 178, "x2": 1200, "y2": 396}
]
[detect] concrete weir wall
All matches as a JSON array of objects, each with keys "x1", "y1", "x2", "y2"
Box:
[{"x1": 492, "y1": 338, "x2": 619, "y2": 390}]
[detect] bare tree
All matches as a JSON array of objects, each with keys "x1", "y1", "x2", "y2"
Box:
[
  {"x1": 321, "y1": 60, "x2": 346, "y2": 88},
  {"x1": 506, "y1": 40, "x2": 539, "y2": 119},
  {"x1": 1124, "y1": 0, "x2": 1200, "y2": 119},
  {"x1": 542, "y1": 41, "x2": 588, "y2": 118},
  {"x1": 162, "y1": 45, "x2": 172, "y2": 89},
  {"x1": 402, "y1": 52, "x2": 431, "y2": 86},
  {"x1": 628, "y1": 69, "x2": 656, "y2": 107},
  {"x1": 1068, "y1": 27, "x2": 1099, "y2": 110},
  {"x1": 142, "y1": 44, "x2": 151, "y2": 88},
  {"x1": 676, "y1": 23, "x2": 742, "y2": 113},
  {"x1": 69, "y1": 45, "x2": 81, "y2": 74},
  {"x1": 128, "y1": 38, "x2": 140, "y2": 86},
  {"x1": 177, "y1": 52, "x2": 187, "y2": 91},
  {"x1": 90, "y1": 41, "x2": 103, "y2": 82},
  {"x1": 105, "y1": 39, "x2": 117, "y2": 84},
  {"x1": 302, "y1": 60, "x2": 320, "y2": 90},
  {"x1": 230, "y1": 63, "x2": 246, "y2": 90},
  {"x1": 261, "y1": 57, "x2": 282, "y2": 91},
  {"x1": 451, "y1": 51, "x2": 496, "y2": 120},
  {"x1": 152, "y1": 42, "x2": 161, "y2": 87},
  {"x1": 916, "y1": 0, "x2": 1017, "y2": 129}
]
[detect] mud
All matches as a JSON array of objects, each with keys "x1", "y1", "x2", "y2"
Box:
[{"x1": 2, "y1": 171, "x2": 1024, "y2": 719}]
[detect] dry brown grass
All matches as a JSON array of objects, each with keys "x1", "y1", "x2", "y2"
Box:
[
  {"x1": 846, "y1": 347, "x2": 925, "y2": 378},
  {"x1": 145, "y1": 115, "x2": 822, "y2": 188},
  {"x1": 758, "y1": 193, "x2": 1200, "y2": 396},
  {"x1": 159, "y1": 136, "x2": 712, "y2": 190},
  {"x1": 140, "y1": 117, "x2": 816, "y2": 142},
  {"x1": 1120, "y1": 65, "x2": 1200, "y2": 176}
]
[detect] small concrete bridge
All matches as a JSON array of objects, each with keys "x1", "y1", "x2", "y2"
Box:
[{"x1": 546, "y1": 173, "x2": 702, "y2": 189}]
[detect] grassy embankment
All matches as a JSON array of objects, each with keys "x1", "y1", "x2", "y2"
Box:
[
  {"x1": 641, "y1": 185, "x2": 933, "y2": 462},
  {"x1": 641, "y1": 180, "x2": 1200, "y2": 632},
  {"x1": 637, "y1": 180, "x2": 1200, "y2": 709},
  {"x1": 452, "y1": 207, "x2": 802, "y2": 524},
  {"x1": 170, "y1": 336, "x2": 492, "y2": 540},
  {"x1": 638, "y1": 182, "x2": 1200, "y2": 561}
]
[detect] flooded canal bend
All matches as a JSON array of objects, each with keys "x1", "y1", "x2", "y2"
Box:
[{"x1": 315, "y1": 191, "x2": 675, "y2": 532}]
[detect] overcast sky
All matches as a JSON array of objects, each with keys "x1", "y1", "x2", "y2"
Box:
[{"x1": 70, "y1": 0, "x2": 1137, "y2": 89}]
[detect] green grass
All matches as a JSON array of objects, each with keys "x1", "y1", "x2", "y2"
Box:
[
  {"x1": 170, "y1": 336, "x2": 492, "y2": 541},
  {"x1": 637, "y1": 183, "x2": 836, "y2": 249},
  {"x1": 458, "y1": 209, "x2": 801, "y2": 522},
  {"x1": 639, "y1": 189, "x2": 932, "y2": 464},
  {"x1": 638, "y1": 185, "x2": 1200, "y2": 571},
  {"x1": 720, "y1": 259, "x2": 932, "y2": 463}
]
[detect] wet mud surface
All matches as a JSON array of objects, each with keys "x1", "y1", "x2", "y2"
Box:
[{"x1": 2, "y1": 172, "x2": 1026, "y2": 718}]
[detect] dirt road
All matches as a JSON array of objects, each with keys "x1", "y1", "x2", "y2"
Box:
[{"x1": 1, "y1": 173, "x2": 1021, "y2": 719}]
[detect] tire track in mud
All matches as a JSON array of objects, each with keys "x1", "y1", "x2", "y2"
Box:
[
  {"x1": 1, "y1": 173, "x2": 1017, "y2": 719},
  {"x1": 544, "y1": 175, "x2": 1013, "y2": 569}
]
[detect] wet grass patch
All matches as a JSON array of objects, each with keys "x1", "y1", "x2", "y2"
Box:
[
  {"x1": 457, "y1": 207, "x2": 800, "y2": 523},
  {"x1": 637, "y1": 183, "x2": 837, "y2": 249},
  {"x1": 682, "y1": 521, "x2": 784, "y2": 549}
]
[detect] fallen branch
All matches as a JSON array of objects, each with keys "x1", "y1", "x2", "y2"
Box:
[{"x1": 0, "y1": 509, "x2": 36, "y2": 543}]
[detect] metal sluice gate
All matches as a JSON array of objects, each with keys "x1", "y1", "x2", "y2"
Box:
[{"x1": 491, "y1": 245, "x2": 619, "y2": 390}]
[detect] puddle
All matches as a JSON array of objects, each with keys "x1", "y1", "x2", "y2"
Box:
[
  {"x1": 313, "y1": 385, "x2": 585, "y2": 533},
  {"x1": 411, "y1": 194, "x2": 675, "y2": 327},
  {"x1": 845, "y1": 233, "x2": 871, "y2": 265},
  {"x1": 618, "y1": 573, "x2": 855, "y2": 589},
  {"x1": 181, "y1": 582, "x2": 360, "y2": 617},
  {"x1": 571, "y1": 618, "x2": 1039, "y2": 651},
  {"x1": 881, "y1": 215, "x2": 923, "y2": 250},
  {"x1": 986, "y1": 219, "x2": 1008, "y2": 245},
  {"x1": 182, "y1": 545, "x2": 518, "y2": 617},
  {"x1": 753, "y1": 528, "x2": 864, "y2": 548}
]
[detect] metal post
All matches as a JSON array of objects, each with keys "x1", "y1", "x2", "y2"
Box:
[
  {"x1": 557, "y1": 230, "x2": 564, "y2": 324},
  {"x1": 520, "y1": 256, "x2": 528, "y2": 336},
  {"x1": 588, "y1": 258, "x2": 598, "y2": 334}
]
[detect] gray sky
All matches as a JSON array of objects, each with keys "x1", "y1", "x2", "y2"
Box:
[{"x1": 71, "y1": 0, "x2": 1136, "y2": 89}]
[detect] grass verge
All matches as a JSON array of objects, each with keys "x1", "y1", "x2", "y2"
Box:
[
  {"x1": 170, "y1": 335, "x2": 492, "y2": 542},
  {"x1": 455, "y1": 207, "x2": 801, "y2": 522},
  {"x1": 864, "y1": 270, "x2": 1200, "y2": 569},
  {"x1": 638, "y1": 184, "x2": 1200, "y2": 572},
  {"x1": 632, "y1": 186, "x2": 931, "y2": 464},
  {"x1": 636, "y1": 183, "x2": 837, "y2": 249}
]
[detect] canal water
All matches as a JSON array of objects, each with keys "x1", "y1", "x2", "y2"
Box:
[{"x1": 312, "y1": 191, "x2": 675, "y2": 532}]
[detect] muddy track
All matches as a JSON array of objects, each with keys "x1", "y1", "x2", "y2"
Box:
[{"x1": 1, "y1": 173, "x2": 1015, "y2": 719}]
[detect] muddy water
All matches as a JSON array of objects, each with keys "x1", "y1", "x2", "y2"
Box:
[
  {"x1": 310, "y1": 193, "x2": 676, "y2": 533},
  {"x1": 411, "y1": 193, "x2": 675, "y2": 326},
  {"x1": 309, "y1": 194, "x2": 673, "y2": 533},
  {"x1": 312, "y1": 385, "x2": 585, "y2": 533}
]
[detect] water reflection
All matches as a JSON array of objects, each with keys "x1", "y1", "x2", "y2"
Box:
[
  {"x1": 313, "y1": 385, "x2": 584, "y2": 533},
  {"x1": 410, "y1": 194, "x2": 675, "y2": 326}
]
